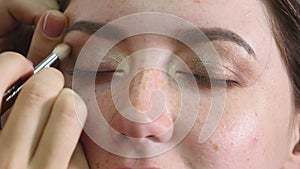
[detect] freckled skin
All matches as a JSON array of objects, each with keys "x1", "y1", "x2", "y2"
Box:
[
  {"x1": 61, "y1": 0, "x2": 300, "y2": 168},
  {"x1": 129, "y1": 69, "x2": 180, "y2": 115}
]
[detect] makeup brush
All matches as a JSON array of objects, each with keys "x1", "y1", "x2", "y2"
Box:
[{"x1": 0, "y1": 44, "x2": 71, "y2": 119}]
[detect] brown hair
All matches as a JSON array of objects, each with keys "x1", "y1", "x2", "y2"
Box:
[
  {"x1": 264, "y1": 0, "x2": 300, "y2": 152},
  {"x1": 263, "y1": 0, "x2": 300, "y2": 107}
]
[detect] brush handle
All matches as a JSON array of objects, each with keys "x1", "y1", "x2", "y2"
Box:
[
  {"x1": 0, "y1": 53, "x2": 60, "y2": 129},
  {"x1": 34, "y1": 53, "x2": 59, "y2": 73},
  {"x1": 1, "y1": 80, "x2": 26, "y2": 115}
]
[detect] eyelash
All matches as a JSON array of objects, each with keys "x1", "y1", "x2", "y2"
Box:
[
  {"x1": 185, "y1": 73, "x2": 239, "y2": 88},
  {"x1": 68, "y1": 69, "x2": 120, "y2": 78},
  {"x1": 69, "y1": 69, "x2": 239, "y2": 89}
]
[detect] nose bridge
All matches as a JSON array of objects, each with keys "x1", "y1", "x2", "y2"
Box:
[
  {"x1": 129, "y1": 68, "x2": 166, "y2": 112},
  {"x1": 111, "y1": 68, "x2": 176, "y2": 142}
]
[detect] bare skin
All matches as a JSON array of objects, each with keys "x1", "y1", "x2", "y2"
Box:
[
  {"x1": 0, "y1": 0, "x2": 299, "y2": 169},
  {"x1": 60, "y1": 0, "x2": 300, "y2": 169}
]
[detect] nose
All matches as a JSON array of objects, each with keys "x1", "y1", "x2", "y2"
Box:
[{"x1": 111, "y1": 69, "x2": 177, "y2": 142}]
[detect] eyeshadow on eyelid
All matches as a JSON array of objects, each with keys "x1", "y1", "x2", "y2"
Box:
[
  {"x1": 173, "y1": 40, "x2": 258, "y2": 83},
  {"x1": 211, "y1": 41, "x2": 256, "y2": 64},
  {"x1": 99, "y1": 53, "x2": 126, "y2": 69},
  {"x1": 65, "y1": 33, "x2": 256, "y2": 81},
  {"x1": 211, "y1": 41, "x2": 259, "y2": 84}
]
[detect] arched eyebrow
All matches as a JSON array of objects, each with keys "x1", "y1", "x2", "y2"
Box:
[
  {"x1": 65, "y1": 21, "x2": 105, "y2": 35},
  {"x1": 64, "y1": 21, "x2": 256, "y2": 59},
  {"x1": 201, "y1": 28, "x2": 256, "y2": 57}
]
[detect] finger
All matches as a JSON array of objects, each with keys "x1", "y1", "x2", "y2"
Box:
[
  {"x1": 0, "y1": 52, "x2": 32, "y2": 131},
  {"x1": 0, "y1": 52, "x2": 33, "y2": 97},
  {"x1": 31, "y1": 89, "x2": 87, "y2": 169},
  {"x1": 0, "y1": 0, "x2": 59, "y2": 36},
  {"x1": 68, "y1": 143, "x2": 89, "y2": 169},
  {"x1": 0, "y1": 68, "x2": 64, "y2": 162},
  {"x1": 27, "y1": 10, "x2": 67, "y2": 66}
]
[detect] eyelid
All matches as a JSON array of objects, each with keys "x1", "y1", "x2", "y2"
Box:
[
  {"x1": 177, "y1": 71, "x2": 240, "y2": 88},
  {"x1": 178, "y1": 44, "x2": 253, "y2": 87}
]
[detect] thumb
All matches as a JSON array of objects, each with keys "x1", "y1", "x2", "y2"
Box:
[
  {"x1": 68, "y1": 143, "x2": 90, "y2": 169},
  {"x1": 27, "y1": 10, "x2": 67, "y2": 66}
]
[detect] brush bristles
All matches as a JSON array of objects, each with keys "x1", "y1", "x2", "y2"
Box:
[{"x1": 52, "y1": 44, "x2": 71, "y2": 61}]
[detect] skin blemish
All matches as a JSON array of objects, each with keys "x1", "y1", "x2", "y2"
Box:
[
  {"x1": 96, "y1": 162, "x2": 100, "y2": 169},
  {"x1": 214, "y1": 144, "x2": 219, "y2": 152}
]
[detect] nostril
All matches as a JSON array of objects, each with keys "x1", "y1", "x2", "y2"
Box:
[
  {"x1": 111, "y1": 109, "x2": 174, "y2": 142},
  {"x1": 146, "y1": 135, "x2": 160, "y2": 142},
  {"x1": 146, "y1": 135, "x2": 155, "y2": 138}
]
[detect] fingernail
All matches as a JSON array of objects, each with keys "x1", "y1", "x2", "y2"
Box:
[
  {"x1": 73, "y1": 92, "x2": 88, "y2": 126},
  {"x1": 43, "y1": 11, "x2": 66, "y2": 38}
]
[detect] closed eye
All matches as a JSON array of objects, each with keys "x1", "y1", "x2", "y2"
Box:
[{"x1": 177, "y1": 71, "x2": 239, "y2": 89}]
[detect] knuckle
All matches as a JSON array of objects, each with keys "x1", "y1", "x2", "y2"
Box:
[
  {"x1": 22, "y1": 81, "x2": 53, "y2": 105},
  {"x1": 0, "y1": 52, "x2": 31, "y2": 67},
  {"x1": 0, "y1": 156, "x2": 26, "y2": 169},
  {"x1": 33, "y1": 68, "x2": 65, "y2": 88},
  {"x1": 21, "y1": 68, "x2": 64, "y2": 104},
  {"x1": 38, "y1": 68, "x2": 65, "y2": 82},
  {"x1": 0, "y1": 51, "x2": 22, "y2": 58},
  {"x1": 0, "y1": 163, "x2": 15, "y2": 169}
]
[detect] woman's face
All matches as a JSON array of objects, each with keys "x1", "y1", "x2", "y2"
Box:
[{"x1": 60, "y1": 0, "x2": 299, "y2": 168}]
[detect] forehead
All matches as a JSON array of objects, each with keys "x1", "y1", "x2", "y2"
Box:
[
  {"x1": 65, "y1": 0, "x2": 273, "y2": 63},
  {"x1": 66, "y1": 0, "x2": 267, "y2": 25},
  {"x1": 65, "y1": 0, "x2": 270, "y2": 40}
]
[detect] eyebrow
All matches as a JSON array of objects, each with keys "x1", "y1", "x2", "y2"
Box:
[{"x1": 65, "y1": 21, "x2": 256, "y2": 58}]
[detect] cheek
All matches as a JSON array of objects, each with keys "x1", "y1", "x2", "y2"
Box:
[
  {"x1": 179, "y1": 78, "x2": 292, "y2": 168},
  {"x1": 95, "y1": 83, "x2": 115, "y2": 121},
  {"x1": 214, "y1": 110, "x2": 263, "y2": 166},
  {"x1": 179, "y1": 104, "x2": 263, "y2": 168}
]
